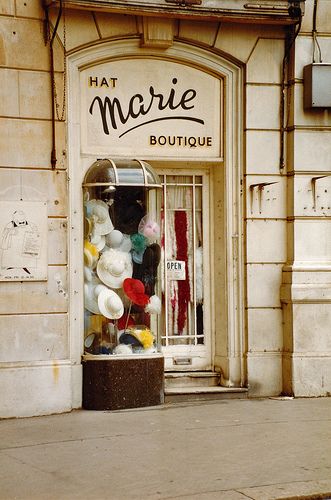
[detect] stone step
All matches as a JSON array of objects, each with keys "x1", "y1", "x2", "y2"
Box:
[
  {"x1": 165, "y1": 371, "x2": 221, "y2": 388},
  {"x1": 164, "y1": 386, "x2": 248, "y2": 403}
]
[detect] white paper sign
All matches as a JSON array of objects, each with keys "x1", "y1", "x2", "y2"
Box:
[
  {"x1": 167, "y1": 260, "x2": 186, "y2": 280},
  {"x1": 0, "y1": 201, "x2": 48, "y2": 281},
  {"x1": 80, "y1": 59, "x2": 222, "y2": 158}
]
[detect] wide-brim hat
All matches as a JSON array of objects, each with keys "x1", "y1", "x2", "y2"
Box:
[
  {"x1": 123, "y1": 278, "x2": 149, "y2": 306},
  {"x1": 85, "y1": 199, "x2": 114, "y2": 236},
  {"x1": 105, "y1": 230, "x2": 132, "y2": 253},
  {"x1": 97, "y1": 248, "x2": 133, "y2": 289},
  {"x1": 84, "y1": 281, "x2": 107, "y2": 315},
  {"x1": 97, "y1": 288, "x2": 124, "y2": 320},
  {"x1": 138, "y1": 215, "x2": 160, "y2": 241},
  {"x1": 84, "y1": 240, "x2": 99, "y2": 269}
]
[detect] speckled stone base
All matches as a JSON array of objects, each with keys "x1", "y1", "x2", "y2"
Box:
[{"x1": 82, "y1": 354, "x2": 164, "y2": 410}]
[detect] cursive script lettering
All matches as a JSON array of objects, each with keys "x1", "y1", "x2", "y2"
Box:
[{"x1": 89, "y1": 78, "x2": 200, "y2": 136}]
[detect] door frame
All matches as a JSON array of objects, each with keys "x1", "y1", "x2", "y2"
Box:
[
  {"x1": 156, "y1": 166, "x2": 213, "y2": 371},
  {"x1": 67, "y1": 38, "x2": 245, "y2": 400}
]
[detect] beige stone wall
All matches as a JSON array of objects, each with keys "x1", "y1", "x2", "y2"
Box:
[
  {"x1": 282, "y1": 0, "x2": 331, "y2": 396},
  {"x1": 0, "y1": 1, "x2": 70, "y2": 417}
]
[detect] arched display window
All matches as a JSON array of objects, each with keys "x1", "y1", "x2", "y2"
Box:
[
  {"x1": 82, "y1": 159, "x2": 164, "y2": 410},
  {"x1": 82, "y1": 159, "x2": 162, "y2": 356}
]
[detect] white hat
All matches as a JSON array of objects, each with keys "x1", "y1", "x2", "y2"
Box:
[
  {"x1": 105, "y1": 230, "x2": 132, "y2": 253},
  {"x1": 85, "y1": 199, "x2": 113, "y2": 236},
  {"x1": 97, "y1": 288, "x2": 124, "y2": 319},
  {"x1": 97, "y1": 248, "x2": 133, "y2": 289},
  {"x1": 84, "y1": 281, "x2": 107, "y2": 315},
  {"x1": 145, "y1": 295, "x2": 162, "y2": 314},
  {"x1": 90, "y1": 232, "x2": 106, "y2": 251}
]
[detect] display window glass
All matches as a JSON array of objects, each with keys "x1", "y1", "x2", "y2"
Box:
[{"x1": 83, "y1": 159, "x2": 162, "y2": 356}]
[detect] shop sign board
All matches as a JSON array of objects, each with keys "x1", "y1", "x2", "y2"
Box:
[
  {"x1": 0, "y1": 201, "x2": 48, "y2": 281},
  {"x1": 80, "y1": 59, "x2": 222, "y2": 158}
]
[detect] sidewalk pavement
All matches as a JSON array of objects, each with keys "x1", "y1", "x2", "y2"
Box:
[{"x1": 1, "y1": 397, "x2": 331, "y2": 500}]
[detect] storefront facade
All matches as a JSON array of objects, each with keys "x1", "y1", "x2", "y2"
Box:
[{"x1": 0, "y1": 0, "x2": 330, "y2": 417}]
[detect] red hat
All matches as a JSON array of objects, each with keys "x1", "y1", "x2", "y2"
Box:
[{"x1": 123, "y1": 278, "x2": 149, "y2": 306}]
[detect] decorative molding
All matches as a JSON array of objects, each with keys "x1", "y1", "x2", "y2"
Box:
[{"x1": 140, "y1": 16, "x2": 175, "y2": 48}]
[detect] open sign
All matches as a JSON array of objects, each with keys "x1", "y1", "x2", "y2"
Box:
[{"x1": 166, "y1": 260, "x2": 186, "y2": 280}]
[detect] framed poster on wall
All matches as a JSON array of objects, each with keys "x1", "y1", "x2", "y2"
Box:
[{"x1": 0, "y1": 201, "x2": 48, "y2": 282}]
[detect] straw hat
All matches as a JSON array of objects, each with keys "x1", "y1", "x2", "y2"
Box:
[
  {"x1": 85, "y1": 199, "x2": 113, "y2": 235},
  {"x1": 97, "y1": 288, "x2": 124, "y2": 319},
  {"x1": 97, "y1": 248, "x2": 133, "y2": 289},
  {"x1": 84, "y1": 240, "x2": 99, "y2": 268}
]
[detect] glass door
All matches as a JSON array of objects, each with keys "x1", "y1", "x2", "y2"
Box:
[{"x1": 159, "y1": 170, "x2": 212, "y2": 371}]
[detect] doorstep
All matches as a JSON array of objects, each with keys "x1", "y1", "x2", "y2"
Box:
[{"x1": 165, "y1": 385, "x2": 248, "y2": 403}]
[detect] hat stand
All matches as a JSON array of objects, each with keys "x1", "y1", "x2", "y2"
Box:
[{"x1": 124, "y1": 302, "x2": 132, "y2": 333}]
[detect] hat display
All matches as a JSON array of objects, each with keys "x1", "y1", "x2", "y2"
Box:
[
  {"x1": 138, "y1": 215, "x2": 160, "y2": 241},
  {"x1": 97, "y1": 248, "x2": 133, "y2": 289},
  {"x1": 123, "y1": 278, "x2": 149, "y2": 306},
  {"x1": 105, "y1": 230, "x2": 132, "y2": 253},
  {"x1": 83, "y1": 161, "x2": 162, "y2": 359},
  {"x1": 145, "y1": 295, "x2": 162, "y2": 315},
  {"x1": 85, "y1": 199, "x2": 113, "y2": 235},
  {"x1": 84, "y1": 281, "x2": 107, "y2": 315},
  {"x1": 84, "y1": 240, "x2": 99, "y2": 268},
  {"x1": 97, "y1": 288, "x2": 124, "y2": 319}
]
